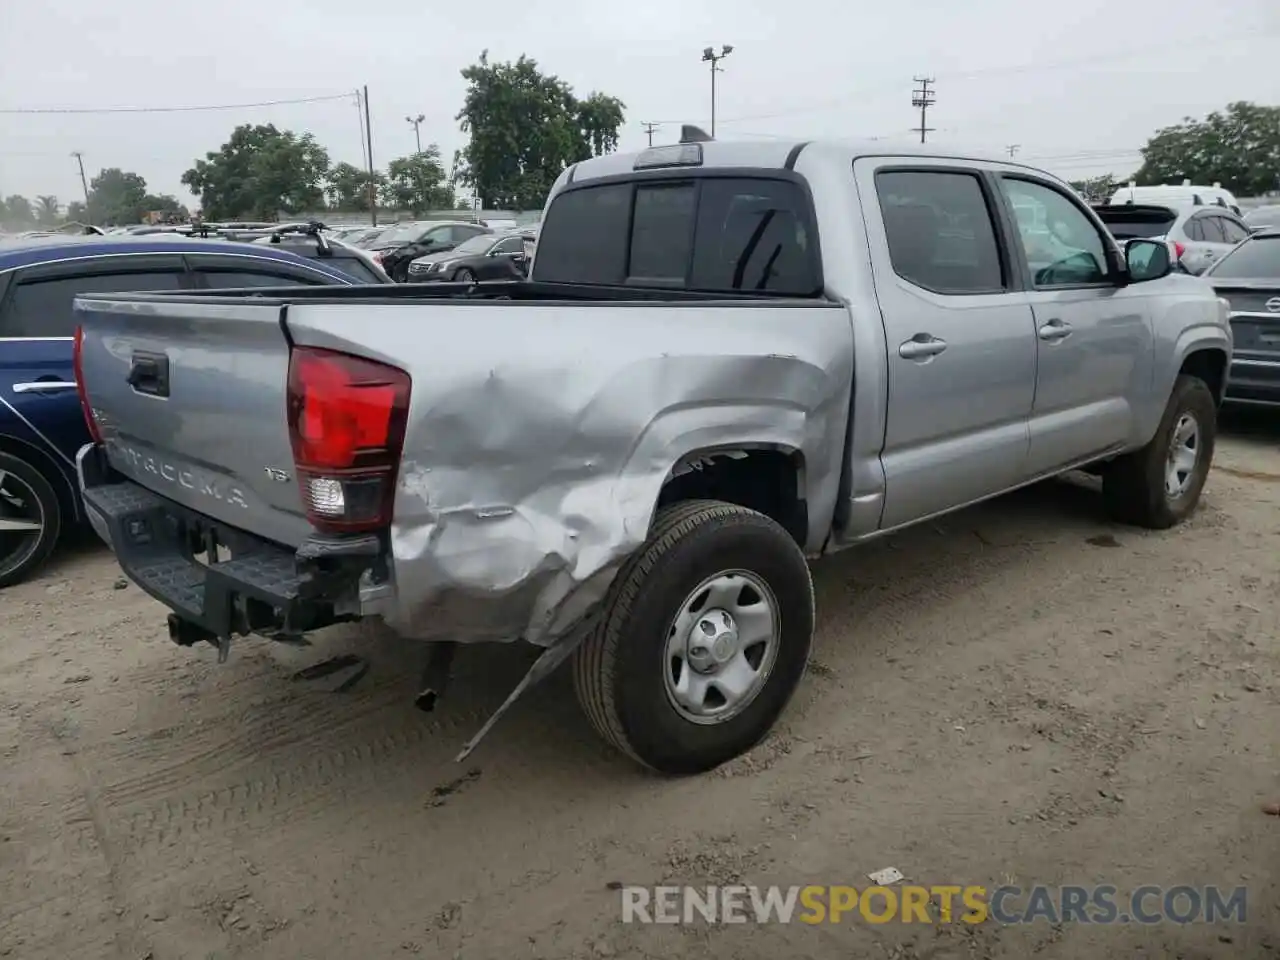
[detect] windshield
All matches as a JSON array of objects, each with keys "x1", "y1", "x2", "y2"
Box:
[
  {"x1": 1205, "y1": 237, "x2": 1280, "y2": 279},
  {"x1": 450, "y1": 235, "x2": 496, "y2": 256},
  {"x1": 378, "y1": 223, "x2": 429, "y2": 244},
  {"x1": 1245, "y1": 206, "x2": 1280, "y2": 228}
]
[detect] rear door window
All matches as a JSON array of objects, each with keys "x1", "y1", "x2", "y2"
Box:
[
  {"x1": 3, "y1": 267, "x2": 184, "y2": 338},
  {"x1": 1198, "y1": 216, "x2": 1226, "y2": 243},
  {"x1": 1218, "y1": 217, "x2": 1250, "y2": 244},
  {"x1": 875, "y1": 170, "x2": 1005, "y2": 294}
]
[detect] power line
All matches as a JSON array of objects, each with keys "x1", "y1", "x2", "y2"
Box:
[
  {"x1": 645, "y1": 29, "x2": 1278, "y2": 128},
  {"x1": 0, "y1": 92, "x2": 356, "y2": 115},
  {"x1": 911, "y1": 76, "x2": 935, "y2": 144},
  {"x1": 641, "y1": 121, "x2": 660, "y2": 147}
]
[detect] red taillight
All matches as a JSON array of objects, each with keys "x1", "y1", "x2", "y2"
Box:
[
  {"x1": 285, "y1": 346, "x2": 411, "y2": 534},
  {"x1": 1173, "y1": 241, "x2": 1186, "y2": 260},
  {"x1": 72, "y1": 325, "x2": 103, "y2": 443}
]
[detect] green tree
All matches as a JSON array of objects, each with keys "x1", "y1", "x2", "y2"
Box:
[
  {"x1": 325, "y1": 161, "x2": 384, "y2": 211},
  {"x1": 381, "y1": 147, "x2": 454, "y2": 213},
  {"x1": 65, "y1": 200, "x2": 88, "y2": 223},
  {"x1": 181, "y1": 124, "x2": 331, "y2": 220},
  {"x1": 1134, "y1": 102, "x2": 1280, "y2": 197},
  {"x1": 1068, "y1": 174, "x2": 1120, "y2": 203},
  {"x1": 2, "y1": 195, "x2": 34, "y2": 225},
  {"x1": 34, "y1": 195, "x2": 60, "y2": 226},
  {"x1": 86, "y1": 168, "x2": 149, "y2": 224},
  {"x1": 140, "y1": 194, "x2": 188, "y2": 221},
  {"x1": 455, "y1": 51, "x2": 625, "y2": 209}
]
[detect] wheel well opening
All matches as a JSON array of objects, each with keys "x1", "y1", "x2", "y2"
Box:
[
  {"x1": 656, "y1": 449, "x2": 807, "y2": 546},
  {"x1": 0, "y1": 436, "x2": 77, "y2": 520},
  {"x1": 1180, "y1": 349, "x2": 1228, "y2": 405}
]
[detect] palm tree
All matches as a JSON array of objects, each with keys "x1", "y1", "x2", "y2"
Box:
[{"x1": 35, "y1": 195, "x2": 60, "y2": 227}]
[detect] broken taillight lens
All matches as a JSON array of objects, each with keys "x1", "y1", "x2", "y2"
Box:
[
  {"x1": 72, "y1": 325, "x2": 103, "y2": 443},
  {"x1": 285, "y1": 346, "x2": 411, "y2": 533}
]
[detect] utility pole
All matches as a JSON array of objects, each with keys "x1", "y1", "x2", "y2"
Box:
[
  {"x1": 701, "y1": 45, "x2": 734, "y2": 137},
  {"x1": 363, "y1": 85, "x2": 377, "y2": 226},
  {"x1": 911, "y1": 76, "x2": 935, "y2": 144},
  {"x1": 405, "y1": 113, "x2": 424, "y2": 153},
  {"x1": 1006, "y1": 144, "x2": 1021, "y2": 158},
  {"x1": 642, "y1": 122, "x2": 660, "y2": 147},
  {"x1": 70, "y1": 151, "x2": 90, "y2": 206}
]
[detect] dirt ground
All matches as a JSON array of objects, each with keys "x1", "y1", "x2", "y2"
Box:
[{"x1": 2, "y1": 413, "x2": 1278, "y2": 960}]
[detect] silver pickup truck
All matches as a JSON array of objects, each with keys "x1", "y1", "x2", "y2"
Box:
[{"x1": 73, "y1": 134, "x2": 1232, "y2": 775}]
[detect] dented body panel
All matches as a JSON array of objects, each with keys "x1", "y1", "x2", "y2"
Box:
[{"x1": 280, "y1": 298, "x2": 853, "y2": 643}]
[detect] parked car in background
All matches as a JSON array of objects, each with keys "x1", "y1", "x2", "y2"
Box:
[
  {"x1": 1092, "y1": 203, "x2": 1251, "y2": 275},
  {"x1": 73, "y1": 136, "x2": 1230, "y2": 773},
  {"x1": 364, "y1": 220, "x2": 492, "y2": 281},
  {"x1": 332, "y1": 225, "x2": 386, "y2": 246},
  {"x1": 1244, "y1": 205, "x2": 1280, "y2": 234},
  {"x1": 1110, "y1": 183, "x2": 1242, "y2": 216},
  {"x1": 0, "y1": 236, "x2": 358, "y2": 588},
  {"x1": 1203, "y1": 227, "x2": 1280, "y2": 406},
  {"x1": 406, "y1": 230, "x2": 533, "y2": 282},
  {"x1": 249, "y1": 224, "x2": 392, "y2": 283}
]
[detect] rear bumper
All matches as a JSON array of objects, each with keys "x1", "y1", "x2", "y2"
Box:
[
  {"x1": 77, "y1": 443, "x2": 386, "y2": 641},
  {"x1": 1225, "y1": 357, "x2": 1280, "y2": 406}
]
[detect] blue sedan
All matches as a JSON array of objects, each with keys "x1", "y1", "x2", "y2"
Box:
[{"x1": 0, "y1": 235, "x2": 360, "y2": 588}]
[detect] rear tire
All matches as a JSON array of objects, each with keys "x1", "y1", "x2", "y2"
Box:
[
  {"x1": 1102, "y1": 374, "x2": 1216, "y2": 529},
  {"x1": 572, "y1": 500, "x2": 814, "y2": 775},
  {"x1": 0, "y1": 450, "x2": 62, "y2": 588}
]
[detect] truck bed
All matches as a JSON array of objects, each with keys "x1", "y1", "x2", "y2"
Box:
[{"x1": 91, "y1": 278, "x2": 835, "y2": 305}]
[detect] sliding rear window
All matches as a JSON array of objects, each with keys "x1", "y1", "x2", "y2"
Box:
[{"x1": 534, "y1": 175, "x2": 822, "y2": 295}]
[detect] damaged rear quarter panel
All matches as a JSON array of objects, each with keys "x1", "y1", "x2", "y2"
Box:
[{"x1": 283, "y1": 298, "x2": 854, "y2": 644}]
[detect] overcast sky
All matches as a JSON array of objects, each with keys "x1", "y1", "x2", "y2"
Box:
[{"x1": 1, "y1": 0, "x2": 1276, "y2": 210}]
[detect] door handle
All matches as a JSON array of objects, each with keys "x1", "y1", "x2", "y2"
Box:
[
  {"x1": 12, "y1": 381, "x2": 78, "y2": 394},
  {"x1": 1037, "y1": 319, "x2": 1073, "y2": 342},
  {"x1": 898, "y1": 335, "x2": 948, "y2": 360}
]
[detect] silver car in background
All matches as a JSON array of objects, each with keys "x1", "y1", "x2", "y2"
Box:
[{"x1": 1093, "y1": 203, "x2": 1252, "y2": 275}]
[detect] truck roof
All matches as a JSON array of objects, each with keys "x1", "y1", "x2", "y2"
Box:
[{"x1": 566, "y1": 137, "x2": 1035, "y2": 185}]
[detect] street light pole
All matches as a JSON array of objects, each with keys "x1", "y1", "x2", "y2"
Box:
[
  {"x1": 405, "y1": 113, "x2": 424, "y2": 153},
  {"x1": 700, "y1": 44, "x2": 733, "y2": 137}
]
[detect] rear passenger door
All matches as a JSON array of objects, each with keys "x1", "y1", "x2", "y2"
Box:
[
  {"x1": 184, "y1": 253, "x2": 349, "y2": 289},
  {"x1": 1, "y1": 253, "x2": 188, "y2": 465},
  {"x1": 995, "y1": 175, "x2": 1152, "y2": 473},
  {"x1": 858, "y1": 161, "x2": 1038, "y2": 529}
]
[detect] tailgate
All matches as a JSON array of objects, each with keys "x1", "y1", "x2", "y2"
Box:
[
  {"x1": 74, "y1": 294, "x2": 312, "y2": 547},
  {"x1": 1214, "y1": 286, "x2": 1280, "y2": 358}
]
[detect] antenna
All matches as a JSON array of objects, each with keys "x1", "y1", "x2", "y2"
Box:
[{"x1": 680, "y1": 124, "x2": 713, "y2": 143}]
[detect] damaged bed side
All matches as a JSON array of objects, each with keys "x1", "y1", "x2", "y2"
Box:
[{"x1": 280, "y1": 297, "x2": 855, "y2": 761}]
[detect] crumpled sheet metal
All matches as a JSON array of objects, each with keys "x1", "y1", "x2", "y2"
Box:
[{"x1": 285, "y1": 299, "x2": 854, "y2": 646}]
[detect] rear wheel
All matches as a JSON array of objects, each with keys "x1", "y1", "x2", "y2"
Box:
[
  {"x1": 0, "y1": 451, "x2": 62, "y2": 588},
  {"x1": 572, "y1": 500, "x2": 814, "y2": 775},
  {"x1": 1102, "y1": 374, "x2": 1217, "y2": 529}
]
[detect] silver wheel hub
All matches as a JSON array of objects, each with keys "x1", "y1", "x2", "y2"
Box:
[
  {"x1": 0, "y1": 468, "x2": 44, "y2": 572},
  {"x1": 663, "y1": 570, "x2": 780, "y2": 725},
  {"x1": 1165, "y1": 412, "x2": 1200, "y2": 500}
]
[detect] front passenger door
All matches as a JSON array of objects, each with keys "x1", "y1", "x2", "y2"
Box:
[
  {"x1": 861, "y1": 162, "x2": 1038, "y2": 529},
  {"x1": 996, "y1": 176, "x2": 1153, "y2": 475}
]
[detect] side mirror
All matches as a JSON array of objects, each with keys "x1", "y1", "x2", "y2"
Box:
[{"x1": 1124, "y1": 238, "x2": 1172, "y2": 282}]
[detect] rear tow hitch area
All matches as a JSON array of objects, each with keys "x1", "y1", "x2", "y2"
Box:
[{"x1": 166, "y1": 613, "x2": 234, "y2": 663}]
